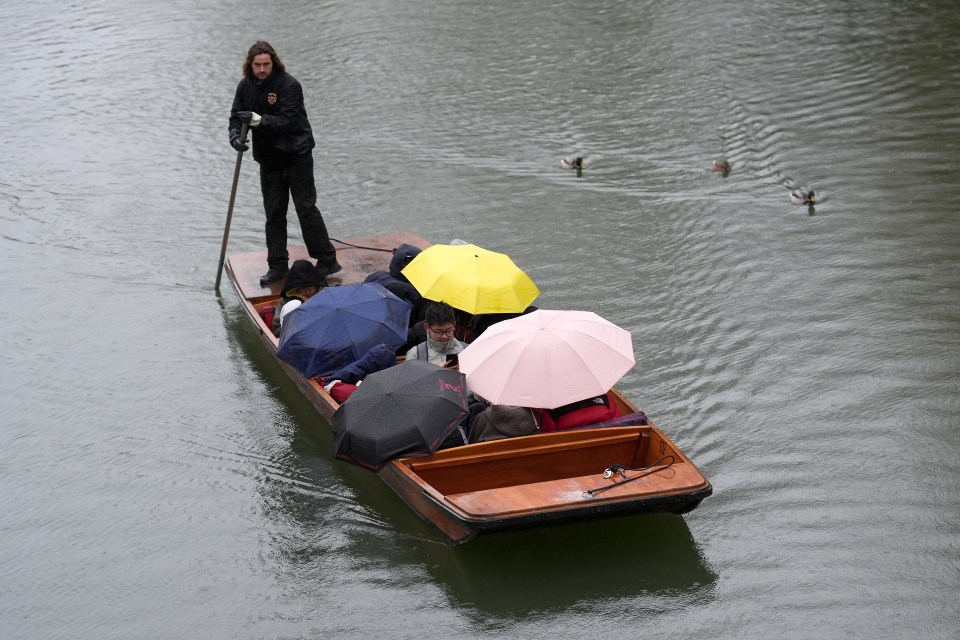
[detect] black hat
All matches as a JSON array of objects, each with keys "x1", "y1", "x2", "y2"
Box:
[{"x1": 281, "y1": 259, "x2": 327, "y2": 296}]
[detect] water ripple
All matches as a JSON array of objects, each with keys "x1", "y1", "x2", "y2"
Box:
[{"x1": 3, "y1": 0, "x2": 960, "y2": 638}]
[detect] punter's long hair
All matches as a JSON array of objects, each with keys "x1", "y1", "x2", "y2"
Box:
[{"x1": 242, "y1": 40, "x2": 285, "y2": 76}]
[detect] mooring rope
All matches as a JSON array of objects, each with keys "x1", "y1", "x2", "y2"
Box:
[
  {"x1": 331, "y1": 238, "x2": 396, "y2": 253},
  {"x1": 584, "y1": 455, "x2": 676, "y2": 497}
]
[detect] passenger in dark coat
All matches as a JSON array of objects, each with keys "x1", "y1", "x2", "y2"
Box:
[
  {"x1": 228, "y1": 40, "x2": 340, "y2": 286},
  {"x1": 317, "y1": 343, "x2": 397, "y2": 404},
  {"x1": 321, "y1": 344, "x2": 396, "y2": 385},
  {"x1": 365, "y1": 244, "x2": 428, "y2": 353},
  {"x1": 468, "y1": 305, "x2": 539, "y2": 339},
  {"x1": 364, "y1": 244, "x2": 423, "y2": 313}
]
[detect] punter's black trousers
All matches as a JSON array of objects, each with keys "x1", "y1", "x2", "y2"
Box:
[{"x1": 259, "y1": 152, "x2": 337, "y2": 270}]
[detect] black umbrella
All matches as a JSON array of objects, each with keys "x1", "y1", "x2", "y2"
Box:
[{"x1": 332, "y1": 360, "x2": 469, "y2": 470}]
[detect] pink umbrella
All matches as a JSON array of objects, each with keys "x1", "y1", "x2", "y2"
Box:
[{"x1": 457, "y1": 309, "x2": 635, "y2": 410}]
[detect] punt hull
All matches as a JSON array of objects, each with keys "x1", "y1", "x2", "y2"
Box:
[{"x1": 226, "y1": 232, "x2": 711, "y2": 543}]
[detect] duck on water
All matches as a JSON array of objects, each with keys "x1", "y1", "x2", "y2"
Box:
[{"x1": 790, "y1": 189, "x2": 816, "y2": 205}]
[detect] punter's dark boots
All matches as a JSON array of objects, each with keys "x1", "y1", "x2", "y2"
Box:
[
  {"x1": 260, "y1": 266, "x2": 289, "y2": 286},
  {"x1": 315, "y1": 260, "x2": 342, "y2": 277}
]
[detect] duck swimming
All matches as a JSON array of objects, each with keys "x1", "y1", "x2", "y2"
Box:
[
  {"x1": 711, "y1": 159, "x2": 731, "y2": 174},
  {"x1": 560, "y1": 156, "x2": 585, "y2": 170},
  {"x1": 790, "y1": 189, "x2": 816, "y2": 205}
]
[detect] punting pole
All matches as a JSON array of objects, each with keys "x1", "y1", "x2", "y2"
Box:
[{"x1": 215, "y1": 122, "x2": 249, "y2": 292}]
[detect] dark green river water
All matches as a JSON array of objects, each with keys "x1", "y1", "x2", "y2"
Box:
[{"x1": 2, "y1": 1, "x2": 958, "y2": 638}]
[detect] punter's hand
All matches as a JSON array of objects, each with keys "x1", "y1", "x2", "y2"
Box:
[
  {"x1": 230, "y1": 136, "x2": 248, "y2": 152},
  {"x1": 238, "y1": 111, "x2": 262, "y2": 127}
]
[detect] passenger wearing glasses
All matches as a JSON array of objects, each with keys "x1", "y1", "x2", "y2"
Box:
[{"x1": 405, "y1": 301, "x2": 467, "y2": 369}]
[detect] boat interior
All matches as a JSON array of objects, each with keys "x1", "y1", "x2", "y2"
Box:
[
  {"x1": 228, "y1": 242, "x2": 710, "y2": 531},
  {"x1": 397, "y1": 425, "x2": 683, "y2": 497}
]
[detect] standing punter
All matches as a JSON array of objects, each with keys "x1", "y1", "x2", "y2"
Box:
[{"x1": 228, "y1": 40, "x2": 341, "y2": 286}]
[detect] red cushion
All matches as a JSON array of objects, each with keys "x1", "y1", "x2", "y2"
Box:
[
  {"x1": 541, "y1": 393, "x2": 621, "y2": 432},
  {"x1": 258, "y1": 305, "x2": 276, "y2": 328}
]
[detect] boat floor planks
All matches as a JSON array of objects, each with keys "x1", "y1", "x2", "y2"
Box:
[{"x1": 228, "y1": 231, "x2": 430, "y2": 302}]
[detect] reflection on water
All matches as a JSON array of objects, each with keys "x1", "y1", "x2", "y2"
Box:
[{"x1": 437, "y1": 515, "x2": 716, "y2": 616}]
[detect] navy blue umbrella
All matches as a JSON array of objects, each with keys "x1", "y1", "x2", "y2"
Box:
[
  {"x1": 332, "y1": 360, "x2": 469, "y2": 470},
  {"x1": 277, "y1": 283, "x2": 411, "y2": 379}
]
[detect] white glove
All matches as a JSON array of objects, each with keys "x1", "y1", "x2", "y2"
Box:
[{"x1": 239, "y1": 111, "x2": 262, "y2": 128}]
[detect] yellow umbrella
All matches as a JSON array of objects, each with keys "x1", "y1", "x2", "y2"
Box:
[{"x1": 401, "y1": 243, "x2": 540, "y2": 314}]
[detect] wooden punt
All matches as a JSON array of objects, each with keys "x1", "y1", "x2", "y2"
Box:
[{"x1": 226, "y1": 232, "x2": 712, "y2": 543}]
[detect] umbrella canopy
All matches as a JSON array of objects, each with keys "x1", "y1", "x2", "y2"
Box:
[
  {"x1": 332, "y1": 360, "x2": 469, "y2": 470},
  {"x1": 276, "y1": 283, "x2": 411, "y2": 379},
  {"x1": 400, "y1": 243, "x2": 540, "y2": 314},
  {"x1": 457, "y1": 309, "x2": 635, "y2": 410}
]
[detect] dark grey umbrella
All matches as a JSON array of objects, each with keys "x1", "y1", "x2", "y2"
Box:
[{"x1": 331, "y1": 360, "x2": 469, "y2": 470}]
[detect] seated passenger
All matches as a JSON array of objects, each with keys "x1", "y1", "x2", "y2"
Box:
[
  {"x1": 315, "y1": 343, "x2": 397, "y2": 404},
  {"x1": 405, "y1": 305, "x2": 474, "y2": 351},
  {"x1": 364, "y1": 243, "x2": 424, "y2": 321},
  {"x1": 540, "y1": 392, "x2": 622, "y2": 432},
  {"x1": 453, "y1": 307, "x2": 476, "y2": 343},
  {"x1": 405, "y1": 301, "x2": 468, "y2": 368},
  {"x1": 468, "y1": 404, "x2": 541, "y2": 443},
  {"x1": 272, "y1": 259, "x2": 326, "y2": 336},
  {"x1": 468, "y1": 305, "x2": 538, "y2": 339}
]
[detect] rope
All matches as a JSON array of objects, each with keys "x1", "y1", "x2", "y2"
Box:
[
  {"x1": 584, "y1": 455, "x2": 676, "y2": 497},
  {"x1": 331, "y1": 237, "x2": 395, "y2": 253}
]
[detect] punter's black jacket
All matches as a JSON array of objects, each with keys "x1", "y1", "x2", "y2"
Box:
[{"x1": 228, "y1": 70, "x2": 315, "y2": 168}]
